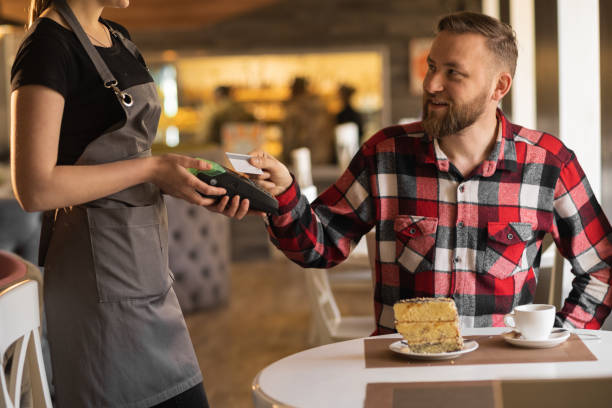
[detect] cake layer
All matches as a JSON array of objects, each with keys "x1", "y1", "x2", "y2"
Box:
[
  {"x1": 393, "y1": 297, "x2": 463, "y2": 354},
  {"x1": 402, "y1": 337, "x2": 464, "y2": 354},
  {"x1": 393, "y1": 297, "x2": 458, "y2": 322},
  {"x1": 395, "y1": 321, "x2": 461, "y2": 343}
]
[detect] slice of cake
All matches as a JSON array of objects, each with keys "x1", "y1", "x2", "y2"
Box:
[{"x1": 393, "y1": 297, "x2": 463, "y2": 353}]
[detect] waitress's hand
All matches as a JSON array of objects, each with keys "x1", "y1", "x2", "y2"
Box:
[
  {"x1": 151, "y1": 154, "x2": 226, "y2": 206},
  {"x1": 204, "y1": 195, "x2": 265, "y2": 220}
]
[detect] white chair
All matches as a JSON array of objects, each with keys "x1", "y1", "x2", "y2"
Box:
[
  {"x1": 303, "y1": 268, "x2": 374, "y2": 345},
  {"x1": 290, "y1": 146, "x2": 375, "y2": 344},
  {"x1": 334, "y1": 122, "x2": 360, "y2": 170},
  {"x1": 0, "y1": 280, "x2": 52, "y2": 408}
]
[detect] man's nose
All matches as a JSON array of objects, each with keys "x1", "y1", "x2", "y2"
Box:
[{"x1": 423, "y1": 71, "x2": 444, "y2": 94}]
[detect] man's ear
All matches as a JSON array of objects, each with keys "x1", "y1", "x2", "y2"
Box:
[{"x1": 492, "y1": 72, "x2": 512, "y2": 101}]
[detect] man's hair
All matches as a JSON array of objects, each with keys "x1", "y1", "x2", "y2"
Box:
[
  {"x1": 436, "y1": 12, "x2": 518, "y2": 77},
  {"x1": 214, "y1": 85, "x2": 232, "y2": 98}
]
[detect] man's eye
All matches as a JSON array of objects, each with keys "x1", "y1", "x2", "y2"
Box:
[{"x1": 428, "y1": 64, "x2": 436, "y2": 72}]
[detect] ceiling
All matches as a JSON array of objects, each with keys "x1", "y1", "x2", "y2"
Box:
[{"x1": 0, "y1": 0, "x2": 282, "y2": 30}]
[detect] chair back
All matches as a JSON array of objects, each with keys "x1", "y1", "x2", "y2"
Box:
[
  {"x1": 303, "y1": 266, "x2": 376, "y2": 345},
  {"x1": 0, "y1": 278, "x2": 52, "y2": 408},
  {"x1": 290, "y1": 147, "x2": 314, "y2": 188},
  {"x1": 334, "y1": 123, "x2": 359, "y2": 170},
  {"x1": 303, "y1": 269, "x2": 341, "y2": 344}
]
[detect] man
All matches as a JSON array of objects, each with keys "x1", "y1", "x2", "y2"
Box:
[
  {"x1": 248, "y1": 11, "x2": 612, "y2": 333},
  {"x1": 336, "y1": 83, "x2": 364, "y2": 140},
  {"x1": 198, "y1": 85, "x2": 255, "y2": 145}
]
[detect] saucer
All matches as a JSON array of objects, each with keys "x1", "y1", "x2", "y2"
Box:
[
  {"x1": 502, "y1": 329, "x2": 570, "y2": 348},
  {"x1": 389, "y1": 339, "x2": 479, "y2": 360}
]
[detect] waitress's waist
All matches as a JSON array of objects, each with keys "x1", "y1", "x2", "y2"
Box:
[{"x1": 83, "y1": 182, "x2": 162, "y2": 208}]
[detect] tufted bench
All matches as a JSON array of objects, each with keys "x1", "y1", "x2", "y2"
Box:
[{"x1": 165, "y1": 196, "x2": 230, "y2": 313}]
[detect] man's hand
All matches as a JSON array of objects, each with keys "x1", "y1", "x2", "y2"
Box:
[{"x1": 248, "y1": 150, "x2": 293, "y2": 196}]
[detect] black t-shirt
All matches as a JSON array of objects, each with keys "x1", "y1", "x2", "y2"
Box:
[{"x1": 11, "y1": 18, "x2": 154, "y2": 165}]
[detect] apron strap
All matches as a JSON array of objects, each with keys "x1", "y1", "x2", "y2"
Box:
[
  {"x1": 104, "y1": 22, "x2": 142, "y2": 62},
  {"x1": 54, "y1": 0, "x2": 133, "y2": 107}
]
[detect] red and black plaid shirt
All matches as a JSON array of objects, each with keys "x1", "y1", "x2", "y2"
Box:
[{"x1": 267, "y1": 110, "x2": 612, "y2": 333}]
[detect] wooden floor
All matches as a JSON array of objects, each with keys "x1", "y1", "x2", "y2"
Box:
[{"x1": 185, "y1": 256, "x2": 373, "y2": 407}]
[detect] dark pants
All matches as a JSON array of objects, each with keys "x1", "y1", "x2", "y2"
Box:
[{"x1": 152, "y1": 383, "x2": 210, "y2": 408}]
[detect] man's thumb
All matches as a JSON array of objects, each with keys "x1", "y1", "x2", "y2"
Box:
[{"x1": 249, "y1": 152, "x2": 271, "y2": 169}]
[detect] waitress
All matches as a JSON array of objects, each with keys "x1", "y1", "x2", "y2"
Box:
[{"x1": 10, "y1": 0, "x2": 250, "y2": 406}]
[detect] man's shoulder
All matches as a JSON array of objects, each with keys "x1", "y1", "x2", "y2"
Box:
[
  {"x1": 362, "y1": 121, "x2": 426, "y2": 153},
  {"x1": 509, "y1": 122, "x2": 574, "y2": 164}
]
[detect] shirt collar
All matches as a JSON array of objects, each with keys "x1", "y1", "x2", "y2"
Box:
[
  {"x1": 422, "y1": 108, "x2": 517, "y2": 177},
  {"x1": 493, "y1": 109, "x2": 518, "y2": 173}
]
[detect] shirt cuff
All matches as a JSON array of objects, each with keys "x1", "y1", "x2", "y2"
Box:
[{"x1": 274, "y1": 174, "x2": 301, "y2": 215}]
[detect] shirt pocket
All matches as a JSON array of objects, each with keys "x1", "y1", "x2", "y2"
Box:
[
  {"x1": 483, "y1": 222, "x2": 533, "y2": 280},
  {"x1": 394, "y1": 215, "x2": 438, "y2": 274},
  {"x1": 87, "y1": 204, "x2": 172, "y2": 302}
]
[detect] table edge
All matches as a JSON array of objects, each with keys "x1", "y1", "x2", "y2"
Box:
[{"x1": 252, "y1": 370, "x2": 295, "y2": 408}]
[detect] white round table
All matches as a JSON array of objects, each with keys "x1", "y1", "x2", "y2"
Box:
[{"x1": 252, "y1": 327, "x2": 612, "y2": 408}]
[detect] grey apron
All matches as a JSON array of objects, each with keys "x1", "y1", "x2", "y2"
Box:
[{"x1": 41, "y1": 2, "x2": 202, "y2": 406}]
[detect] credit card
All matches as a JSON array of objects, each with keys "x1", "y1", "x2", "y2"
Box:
[{"x1": 225, "y1": 152, "x2": 263, "y2": 175}]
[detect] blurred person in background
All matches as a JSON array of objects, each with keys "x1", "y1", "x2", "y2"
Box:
[
  {"x1": 197, "y1": 85, "x2": 255, "y2": 145},
  {"x1": 336, "y1": 83, "x2": 363, "y2": 140},
  {"x1": 282, "y1": 76, "x2": 335, "y2": 165},
  {"x1": 10, "y1": 0, "x2": 249, "y2": 406}
]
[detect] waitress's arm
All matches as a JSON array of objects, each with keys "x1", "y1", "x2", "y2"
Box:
[{"x1": 11, "y1": 84, "x2": 227, "y2": 212}]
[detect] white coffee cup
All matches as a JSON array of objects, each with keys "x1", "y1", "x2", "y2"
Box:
[{"x1": 503, "y1": 304, "x2": 556, "y2": 340}]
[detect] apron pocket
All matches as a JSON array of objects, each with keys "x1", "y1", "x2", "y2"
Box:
[
  {"x1": 483, "y1": 222, "x2": 533, "y2": 279},
  {"x1": 87, "y1": 204, "x2": 171, "y2": 302},
  {"x1": 394, "y1": 215, "x2": 438, "y2": 274}
]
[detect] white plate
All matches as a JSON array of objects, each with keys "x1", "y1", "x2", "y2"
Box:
[
  {"x1": 388, "y1": 339, "x2": 479, "y2": 360},
  {"x1": 502, "y1": 329, "x2": 570, "y2": 348}
]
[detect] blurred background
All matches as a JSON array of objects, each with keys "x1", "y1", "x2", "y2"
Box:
[{"x1": 0, "y1": 0, "x2": 610, "y2": 406}]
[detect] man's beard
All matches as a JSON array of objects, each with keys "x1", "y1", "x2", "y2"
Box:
[{"x1": 421, "y1": 90, "x2": 489, "y2": 139}]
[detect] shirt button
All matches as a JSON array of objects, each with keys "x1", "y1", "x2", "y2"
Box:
[
  {"x1": 454, "y1": 256, "x2": 460, "y2": 263},
  {"x1": 457, "y1": 222, "x2": 464, "y2": 228},
  {"x1": 459, "y1": 185, "x2": 465, "y2": 193},
  {"x1": 409, "y1": 228, "x2": 416, "y2": 234},
  {"x1": 507, "y1": 233, "x2": 514, "y2": 240}
]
